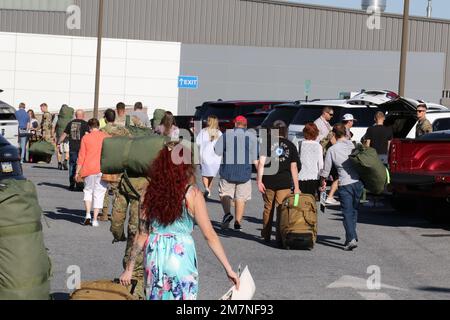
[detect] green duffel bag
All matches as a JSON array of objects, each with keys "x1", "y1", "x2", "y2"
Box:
[
  {"x1": 151, "y1": 109, "x2": 166, "y2": 129},
  {"x1": 55, "y1": 105, "x2": 74, "y2": 138},
  {"x1": 125, "y1": 115, "x2": 154, "y2": 137},
  {"x1": 101, "y1": 135, "x2": 169, "y2": 176},
  {"x1": 349, "y1": 145, "x2": 387, "y2": 195},
  {"x1": 0, "y1": 179, "x2": 52, "y2": 300},
  {"x1": 29, "y1": 140, "x2": 55, "y2": 157}
]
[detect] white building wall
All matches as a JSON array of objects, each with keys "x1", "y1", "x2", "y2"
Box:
[{"x1": 0, "y1": 32, "x2": 181, "y2": 115}]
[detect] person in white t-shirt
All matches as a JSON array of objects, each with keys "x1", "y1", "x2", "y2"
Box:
[{"x1": 298, "y1": 123, "x2": 324, "y2": 198}]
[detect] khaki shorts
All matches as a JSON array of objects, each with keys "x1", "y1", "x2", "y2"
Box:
[
  {"x1": 218, "y1": 179, "x2": 252, "y2": 202},
  {"x1": 58, "y1": 142, "x2": 69, "y2": 154}
]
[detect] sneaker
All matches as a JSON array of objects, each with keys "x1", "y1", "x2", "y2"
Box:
[
  {"x1": 83, "y1": 218, "x2": 92, "y2": 226},
  {"x1": 234, "y1": 222, "x2": 242, "y2": 231},
  {"x1": 58, "y1": 162, "x2": 63, "y2": 170},
  {"x1": 343, "y1": 239, "x2": 358, "y2": 251},
  {"x1": 63, "y1": 160, "x2": 68, "y2": 171},
  {"x1": 221, "y1": 213, "x2": 233, "y2": 229},
  {"x1": 92, "y1": 220, "x2": 99, "y2": 227},
  {"x1": 203, "y1": 190, "x2": 210, "y2": 199},
  {"x1": 325, "y1": 198, "x2": 340, "y2": 206}
]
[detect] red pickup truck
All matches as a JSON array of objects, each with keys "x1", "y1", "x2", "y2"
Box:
[{"x1": 388, "y1": 130, "x2": 450, "y2": 219}]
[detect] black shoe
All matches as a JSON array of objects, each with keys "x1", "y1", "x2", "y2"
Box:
[
  {"x1": 69, "y1": 184, "x2": 75, "y2": 191},
  {"x1": 58, "y1": 162, "x2": 63, "y2": 170},
  {"x1": 63, "y1": 160, "x2": 68, "y2": 171},
  {"x1": 83, "y1": 218, "x2": 92, "y2": 226},
  {"x1": 234, "y1": 222, "x2": 242, "y2": 231},
  {"x1": 221, "y1": 213, "x2": 233, "y2": 229}
]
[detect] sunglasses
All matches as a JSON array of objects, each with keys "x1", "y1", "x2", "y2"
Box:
[
  {"x1": 327, "y1": 112, "x2": 334, "y2": 116},
  {"x1": 417, "y1": 110, "x2": 426, "y2": 113}
]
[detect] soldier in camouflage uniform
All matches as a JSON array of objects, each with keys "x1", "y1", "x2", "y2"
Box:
[
  {"x1": 101, "y1": 108, "x2": 149, "y2": 300},
  {"x1": 40, "y1": 103, "x2": 54, "y2": 143},
  {"x1": 39, "y1": 103, "x2": 55, "y2": 163},
  {"x1": 415, "y1": 104, "x2": 433, "y2": 138}
]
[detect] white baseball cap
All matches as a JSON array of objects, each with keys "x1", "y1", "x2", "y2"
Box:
[{"x1": 342, "y1": 114, "x2": 357, "y2": 121}]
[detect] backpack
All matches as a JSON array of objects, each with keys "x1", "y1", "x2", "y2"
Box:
[
  {"x1": 278, "y1": 194, "x2": 318, "y2": 250},
  {"x1": 0, "y1": 179, "x2": 52, "y2": 300},
  {"x1": 125, "y1": 115, "x2": 154, "y2": 137},
  {"x1": 70, "y1": 279, "x2": 137, "y2": 300},
  {"x1": 55, "y1": 105, "x2": 74, "y2": 138}
]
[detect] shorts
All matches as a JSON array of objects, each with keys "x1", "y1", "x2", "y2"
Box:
[
  {"x1": 58, "y1": 142, "x2": 69, "y2": 154},
  {"x1": 218, "y1": 179, "x2": 252, "y2": 202},
  {"x1": 83, "y1": 173, "x2": 108, "y2": 209}
]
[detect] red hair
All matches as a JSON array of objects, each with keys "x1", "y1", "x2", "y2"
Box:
[{"x1": 143, "y1": 145, "x2": 195, "y2": 226}]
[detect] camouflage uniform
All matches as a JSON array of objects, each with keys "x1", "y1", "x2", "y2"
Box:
[
  {"x1": 102, "y1": 122, "x2": 148, "y2": 299},
  {"x1": 40, "y1": 112, "x2": 54, "y2": 143},
  {"x1": 415, "y1": 118, "x2": 433, "y2": 138}
]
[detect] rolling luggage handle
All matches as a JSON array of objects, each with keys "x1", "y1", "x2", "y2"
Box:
[{"x1": 113, "y1": 278, "x2": 138, "y2": 295}]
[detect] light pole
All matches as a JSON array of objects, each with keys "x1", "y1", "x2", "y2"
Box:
[
  {"x1": 398, "y1": 0, "x2": 410, "y2": 97},
  {"x1": 93, "y1": 0, "x2": 104, "y2": 119}
]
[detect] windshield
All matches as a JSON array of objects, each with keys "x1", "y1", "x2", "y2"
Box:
[
  {"x1": 261, "y1": 107, "x2": 299, "y2": 128},
  {"x1": 0, "y1": 107, "x2": 16, "y2": 120}
]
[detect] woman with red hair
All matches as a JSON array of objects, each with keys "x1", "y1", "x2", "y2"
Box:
[{"x1": 120, "y1": 142, "x2": 239, "y2": 300}]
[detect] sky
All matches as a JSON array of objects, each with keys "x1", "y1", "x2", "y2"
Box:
[{"x1": 291, "y1": 0, "x2": 450, "y2": 20}]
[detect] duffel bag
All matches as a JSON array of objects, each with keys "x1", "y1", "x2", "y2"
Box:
[
  {"x1": 349, "y1": 145, "x2": 387, "y2": 195},
  {"x1": 0, "y1": 179, "x2": 52, "y2": 300},
  {"x1": 70, "y1": 279, "x2": 137, "y2": 300},
  {"x1": 278, "y1": 194, "x2": 317, "y2": 250},
  {"x1": 55, "y1": 105, "x2": 74, "y2": 138},
  {"x1": 101, "y1": 135, "x2": 169, "y2": 176},
  {"x1": 29, "y1": 140, "x2": 55, "y2": 157}
]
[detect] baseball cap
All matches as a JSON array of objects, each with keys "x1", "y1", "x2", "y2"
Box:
[
  {"x1": 342, "y1": 114, "x2": 357, "y2": 122},
  {"x1": 234, "y1": 115, "x2": 248, "y2": 125}
]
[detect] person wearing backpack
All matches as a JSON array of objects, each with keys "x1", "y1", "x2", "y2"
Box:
[
  {"x1": 119, "y1": 141, "x2": 239, "y2": 300},
  {"x1": 320, "y1": 124, "x2": 363, "y2": 251},
  {"x1": 257, "y1": 120, "x2": 301, "y2": 243}
]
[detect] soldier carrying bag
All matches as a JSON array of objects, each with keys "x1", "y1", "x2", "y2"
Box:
[{"x1": 278, "y1": 193, "x2": 318, "y2": 250}]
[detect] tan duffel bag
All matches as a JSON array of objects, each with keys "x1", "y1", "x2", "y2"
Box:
[{"x1": 101, "y1": 174, "x2": 120, "y2": 183}]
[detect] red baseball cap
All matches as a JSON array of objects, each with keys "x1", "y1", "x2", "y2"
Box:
[{"x1": 234, "y1": 115, "x2": 248, "y2": 125}]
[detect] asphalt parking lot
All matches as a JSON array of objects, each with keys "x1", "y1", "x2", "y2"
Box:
[{"x1": 24, "y1": 161, "x2": 450, "y2": 300}]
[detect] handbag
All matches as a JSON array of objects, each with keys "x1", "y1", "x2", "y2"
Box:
[{"x1": 219, "y1": 266, "x2": 255, "y2": 300}]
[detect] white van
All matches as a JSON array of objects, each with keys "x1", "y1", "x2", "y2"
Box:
[
  {"x1": 0, "y1": 101, "x2": 19, "y2": 148},
  {"x1": 288, "y1": 100, "x2": 379, "y2": 146}
]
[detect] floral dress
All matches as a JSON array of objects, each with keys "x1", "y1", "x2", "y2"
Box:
[{"x1": 144, "y1": 199, "x2": 198, "y2": 300}]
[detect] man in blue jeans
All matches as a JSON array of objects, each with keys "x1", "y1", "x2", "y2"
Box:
[
  {"x1": 57, "y1": 110, "x2": 89, "y2": 191},
  {"x1": 15, "y1": 103, "x2": 30, "y2": 163},
  {"x1": 320, "y1": 123, "x2": 363, "y2": 251}
]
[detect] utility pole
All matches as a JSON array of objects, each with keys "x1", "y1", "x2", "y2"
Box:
[
  {"x1": 93, "y1": 0, "x2": 104, "y2": 119},
  {"x1": 398, "y1": 0, "x2": 410, "y2": 97}
]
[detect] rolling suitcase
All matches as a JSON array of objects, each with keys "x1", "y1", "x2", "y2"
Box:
[{"x1": 278, "y1": 194, "x2": 318, "y2": 250}]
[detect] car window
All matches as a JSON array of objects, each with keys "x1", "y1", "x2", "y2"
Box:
[
  {"x1": 0, "y1": 107, "x2": 16, "y2": 121},
  {"x1": 202, "y1": 105, "x2": 236, "y2": 119},
  {"x1": 345, "y1": 108, "x2": 378, "y2": 127},
  {"x1": 432, "y1": 118, "x2": 450, "y2": 132},
  {"x1": 261, "y1": 107, "x2": 299, "y2": 128},
  {"x1": 246, "y1": 113, "x2": 270, "y2": 128},
  {"x1": 292, "y1": 106, "x2": 342, "y2": 126}
]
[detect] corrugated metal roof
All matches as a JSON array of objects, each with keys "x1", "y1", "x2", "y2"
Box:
[{"x1": 1, "y1": 0, "x2": 449, "y2": 88}]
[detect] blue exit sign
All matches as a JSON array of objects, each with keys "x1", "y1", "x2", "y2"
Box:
[{"x1": 178, "y1": 76, "x2": 199, "y2": 89}]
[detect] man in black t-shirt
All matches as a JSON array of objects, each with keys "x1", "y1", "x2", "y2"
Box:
[
  {"x1": 57, "y1": 110, "x2": 90, "y2": 190},
  {"x1": 364, "y1": 112, "x2": 393, "y2": 164},
  {"x1": 257, "y1": 121, "x2": 301, "y2": 243}
]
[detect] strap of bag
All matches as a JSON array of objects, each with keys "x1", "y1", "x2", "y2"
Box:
[{"x1": 298, "y1": 141, "x2": 303, "y2": 171}]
